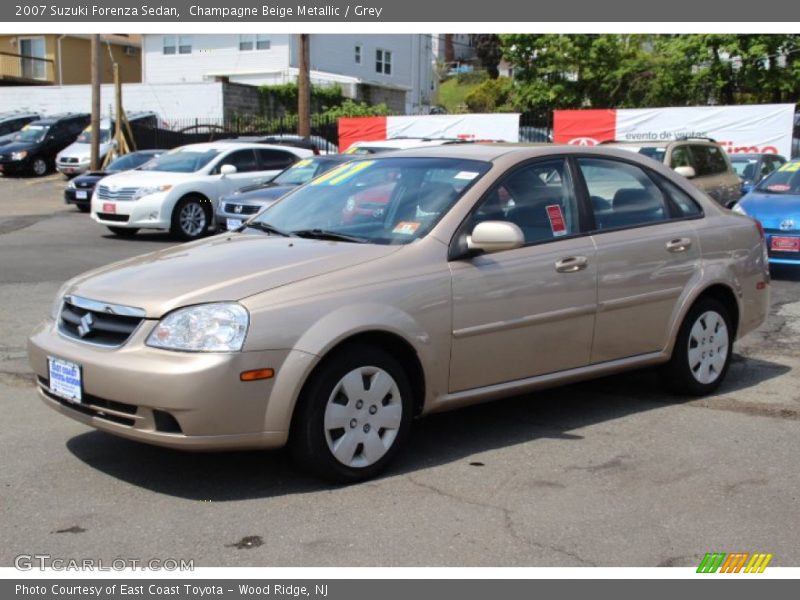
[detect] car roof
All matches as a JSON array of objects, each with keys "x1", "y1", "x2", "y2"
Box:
[
  {"x1": 0, "y1": 111, "x2": 40, "y2": 121},
  {"x1": 31, "y1": 113, "x2": 90, "y2": 125},
  {"x1": 349, "y1": 138, "x2": 472, "y2": 149},
  {"x1": 604, "y1": 138, "x2": 719, "y2": 148},
  {"x1": 175, "y1": 141, "x2": 304, "y2": 153}
]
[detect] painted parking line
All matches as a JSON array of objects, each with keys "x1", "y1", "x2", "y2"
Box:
[{"x1": 23, "y1": 174, "x2": 64, "y2": 186}]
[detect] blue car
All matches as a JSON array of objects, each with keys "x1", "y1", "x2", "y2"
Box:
[
  {"x1": 734, "y1": 160, "x2": 800, "y2": 265},
  {"x1": 729, "y1": 152, "x2": 786, "y2": 195}
]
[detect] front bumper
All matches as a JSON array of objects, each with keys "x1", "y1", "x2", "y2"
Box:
[
  {"x1": 91, "y1": 191, "x2": 172, "y2": 230},
  {"x1": 64, "y1": 187, "x2": 94, "y2": 206},
  {"x1": 28, "y1": 318, "x2": 297, "y2": 450},
  {"x1": 215, "y1": 200, "x2": 267, "y2": 229},
  {"x1": 57, "y1": 159, "x2": 90, "y2": 175},
  {"x1": 0, "y1": 158, "x2": 29, "y2": 175}
]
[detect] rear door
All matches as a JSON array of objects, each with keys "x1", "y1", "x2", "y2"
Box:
[
  {"x1": 575, "y1": 157, "x2": 703, "y2": 363},
  {"x1": 214, "y1": 149, "x2": 265, "y2": 194}
]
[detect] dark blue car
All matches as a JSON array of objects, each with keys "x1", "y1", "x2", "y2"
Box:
[
  {"x1": 729, "y1": 153, "x2": 786, "y2": 195},
  {"x1": 734, "y1": 160, "x2": 800, "y2": 265}
]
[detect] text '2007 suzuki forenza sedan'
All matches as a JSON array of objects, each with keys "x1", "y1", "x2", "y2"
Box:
[{"x1": 28, "y1": 145, "x2": 770, "y2": 482}]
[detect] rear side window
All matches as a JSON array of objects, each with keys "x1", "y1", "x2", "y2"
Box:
[
  {"x1": 669, "y1": 146, "x2": 692, "y2": 169},
  {"x1": 690, "y1": 145, "x2": 728, "y2": 176},
  {"x1": 578, "y1": 158, "x2": 668, "y2": 230},
  {"x1": 257, "y1": 149, "x2": 298, "y2": 171},
  {"x1": 220, "y1": 149, "x2": 259, "y2": 173},
  {"x1": 658, "y1": 177, "x2": 703, "y2": 218}
]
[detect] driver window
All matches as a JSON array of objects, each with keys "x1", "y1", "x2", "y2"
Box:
[{"x1": 469, "y1": 159, "x2": 578, "y2": 244}]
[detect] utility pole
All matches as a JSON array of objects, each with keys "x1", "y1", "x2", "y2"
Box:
[
  {"x1": 297, "y1": 34, "x2": 311, "y2": 138},
  {"x1": 90, "y1": 34, "x2": 101, "y2": 170}
]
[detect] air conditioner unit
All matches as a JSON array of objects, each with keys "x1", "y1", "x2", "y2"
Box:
[{"x1": 124, "y1": 46, "x2": 137, "y2": 56}]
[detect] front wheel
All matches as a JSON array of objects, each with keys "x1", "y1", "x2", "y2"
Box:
[
  {"x1": 660, "y1": 298, "x2": 733, "y2": 396},
  {"x1": 290, "y1": 345, "x2": 413, "y2": 483},
  {"x1": 30, "y1": 157, "x2": 48, "y2": 176},
  {"x1": 76, "y1": 204, "x2": 90, "y2": 213},
  {"x1": 171, "y1": 196, "x2": 210, "y2": 241}
]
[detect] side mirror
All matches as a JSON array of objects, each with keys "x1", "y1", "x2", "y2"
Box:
[
  {"x1": 219, "y1": 164, "x2": 237, "y2": 177},
  {"x1": 466, "y1": 221, "x2": 525, "y2": 254},
  {"x1": 674, "y1": 165, "x2": 696, "y2": 179}
]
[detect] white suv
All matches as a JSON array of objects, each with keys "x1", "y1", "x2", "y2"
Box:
[{"x1": 91, "y1": 142, "x2": 313, "y2": 239}]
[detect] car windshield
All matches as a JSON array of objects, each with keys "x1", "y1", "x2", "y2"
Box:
[
  {"x1": 107, "y1": 152, "x2": 159, "y2": 172},
  {"x1": 271, "y1": 158, "x2": 347, "y2": 186},
  {"x1": 755, "y1": 164, "x2": 800, "y2": 194},
  {"x1": 76, "y1": 128, "x2": 112, "y2": 144},
  {"x1": 637, "y1": 147, "x2": 666, "y2": 163},
  {"x1": 140, "y1": 149, "x2": 220, "y2": 173},
  {"x1": 14, "y1": 125, "x2": 48, "y2": 143},
  {"x1": 249, "y1": 157, "x2": 491, "y2": 245},
  {"x1": 730, "y1": 157, "x2": 758, "y2": 178}
]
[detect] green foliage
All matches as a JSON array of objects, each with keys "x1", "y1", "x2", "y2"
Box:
[
  {"x1": 257, "y1": 83, "x2": 346, "y2": 115},
  {"x1": 465, "y1": 77, "x2": 515, "y2": 112},
  {"x1": 437, "y1": 78, "x2": 482, "y2": 113},
  {"x1": 322, "y1": 99, "x2": 391, "y2": 118},
  {"x1": 456, "y1": 70, "x2": 490, "y2": 85},
  {"x1": 500, "y1": 34, "x2": 800, "y2": 115}
]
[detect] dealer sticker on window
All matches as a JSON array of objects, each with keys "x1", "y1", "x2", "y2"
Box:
[
  {"x1": 393, "y1": 221, "x2": 421, "y2": 235},
  {"x1": 546, "y1": 205, "x2": 567, "y2": 237},
  {"x1": 48, "y1": 357, "x2": 82, "y2": 403}
]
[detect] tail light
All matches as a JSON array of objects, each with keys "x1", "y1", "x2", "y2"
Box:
[{"x1": 755, "y1": 219, "x2": 765, "y2": 241}]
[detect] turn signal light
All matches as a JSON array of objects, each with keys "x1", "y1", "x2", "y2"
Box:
[{"x1": 240, "y1": 368, "x2": 274, "y2": 381}]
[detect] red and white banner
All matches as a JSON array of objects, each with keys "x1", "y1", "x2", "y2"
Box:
[
  {"x1": 339, "y1": 114, "x2": 520, "y2": 151},
  {"x1": 554, "y1": 104, "x2": 795, "y2": 157}
]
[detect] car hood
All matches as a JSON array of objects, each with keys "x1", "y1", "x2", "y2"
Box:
[
  {"x1": 0, "y1": 140, "x2": 38, "y2": 153},
  {"x1": 59, "y1": 142, "x2": 112, "y2": 159},
  {"x1": 63, "y1": 233, "x2": 404, "y2": 318},
  {"x1": 74, "y1": 172, "x2": 107, "y2": 185},
  {"x1": 223, "y1": 184, "x2": 296, "y2": 204},
  {"x1": 100, "y1": 169, "x2": 199, "y2": 187},
  {"x1": 739, "y1": 192, "x2": 800, "y2": 229}
]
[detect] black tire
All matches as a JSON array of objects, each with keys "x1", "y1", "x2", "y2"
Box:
[
  {"x1": 30, "y1": 156, "x2": 48, "y2": 177},
  {"x1": 660, "y1": 297, "x2": 733, "y2": 396},
  {"x1": 76, "y1": 204, "x2": 90, "y2": 213},
  {"x1": 106, "y1": 226, "x2": 139, "y2": 237},
  {"x1": 290, "y1": 345, "x2": 414, "y2": 483},
  {"x1": 170, "y1": 195, "x2": 210, "y2": 241}
]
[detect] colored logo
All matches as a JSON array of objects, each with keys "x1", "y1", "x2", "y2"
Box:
[{"x1": 697, "y1": 552, "x2": 772, "y2": 573}]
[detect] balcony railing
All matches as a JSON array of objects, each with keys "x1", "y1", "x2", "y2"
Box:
[{"x1": 0, "y1": 51, "x2": 54, "y2": 84}]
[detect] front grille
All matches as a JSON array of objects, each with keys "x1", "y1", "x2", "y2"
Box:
[
  {"x1": 97, "y1": 185, "x2": 138, "y2": 201},
  {"x1": 39, "y1": 379, "x2": 137, "y2": 427},
  {"x1": 75, "y1": 181, "x2": 94, "y2": 189},
  {"x1": 224, "y1": 203, "x2": 261, "y2": 215},
  {"x1": 59, "y1": 157, "x2": 79, "y2": 164},
  {"x1": 96, "y1": 212, "x2": 129, "y2": 222},
  {"x1": 58, "y1": 296, "x2": 144, "y2": 347}
]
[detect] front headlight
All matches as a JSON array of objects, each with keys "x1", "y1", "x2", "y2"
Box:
[
  {"x1": 732, "y1": 203, "x2": 747, "y2": 215},
  {"x1": 133, "y1": 185, "x2": 172, "y2": 201},
  {"x1": 66, "y1": 179, "x2": 76, "y2": 189},
  {"x1": 146, "y1": 303, "x2": 249, "y2": 352},
  {"x1": 11, "y1": 151, "x2": 28, "y2": 160}
]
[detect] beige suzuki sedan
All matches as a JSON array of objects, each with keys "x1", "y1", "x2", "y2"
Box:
[{"x1": 28, "y1": 145, "x2": 770, "y2": 482}]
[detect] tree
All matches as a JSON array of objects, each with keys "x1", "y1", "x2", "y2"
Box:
[{"x1": 475, "y1": 34, "x2": 503, "y2": 78}]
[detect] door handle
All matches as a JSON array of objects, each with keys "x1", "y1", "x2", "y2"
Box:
[
  {"x1": 666, "y1": 238, "x2": 692, "y2": 253},
  {"x1": 554, "y1": 256, "x2": 588, "y2": 273}
]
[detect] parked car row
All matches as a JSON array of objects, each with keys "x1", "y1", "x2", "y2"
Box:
[{"x1": 0, "y1": 113, "x2": 90, "y2": 176}]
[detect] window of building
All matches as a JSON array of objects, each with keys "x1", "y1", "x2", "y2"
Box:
[
  {"x1": 178, "y1": 36, "x2": 192, "y2": 55},
  {"x1": 162, "y1": 36, "x2": 176, "y2": 55},
  {"x1": 256, "y1": 35, "x2": 270, "y2": 50},
  {"x1": 239, "y1": 35, "x2": 270, "y2": 51},
  {"x1": 355, "y1": 45, "x2": 362, "y2": 64},
  {"x1": 239, "y1": 35, "x2": 253, "y2": 52},
  {"x1": 376, "y1": 49, "x2": 392, "y2": 75}
]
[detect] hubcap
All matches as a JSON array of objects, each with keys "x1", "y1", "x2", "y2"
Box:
[
  {"x1": 33, "y1": 159, "x2": 46, "y2": 175},
  {"x1": 179, "y1": 202, "x2": 206, "y2": 237},
  {"x1": 323, "y1": 366, "x2": 403, "y2": 468},
  {"x1": 687, "y1": 311, "x2": 729, "y2": 385}
]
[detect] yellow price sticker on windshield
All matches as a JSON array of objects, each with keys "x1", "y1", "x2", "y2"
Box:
[
  {"x1": 310, "y1": 161, "x2": 372, "y2": 186},
  {"x1": 778, "y1": 162, "x2": 800, "y2": 172},
  {"x1": 291, "y1": 159, "x2": 313, "y2": 169}
]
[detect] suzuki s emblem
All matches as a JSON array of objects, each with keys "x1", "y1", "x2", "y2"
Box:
[
  {"x1": 780, "y1": 219, "x2": 795, "y2": 231},
  {"x1": 77, "y1": 313, "x2": 94, "y2": 338}
]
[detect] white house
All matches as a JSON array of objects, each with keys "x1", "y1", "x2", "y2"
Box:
[{"x1": 141, "y1": 34, "x2": 435, "y2": 114}]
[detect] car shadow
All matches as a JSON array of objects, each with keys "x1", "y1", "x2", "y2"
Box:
[
  {"x1": 769, "y1": 264, "x2": 800, "y2": 282},
  {"x1": 65, "y1": 352, "x2": 791, "y2": 500}
]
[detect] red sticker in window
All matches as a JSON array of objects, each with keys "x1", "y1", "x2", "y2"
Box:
[{"x1": 546, "y1": 205, "x2": 567, "y2": 237}]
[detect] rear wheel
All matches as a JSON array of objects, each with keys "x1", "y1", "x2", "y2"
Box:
[
  {"x1": 106, "y1": 226, "x2": 139, "y2": 237},
  {"x1": 30, "y1": 157, "x2": 48, "y2": 176},
  {"x1": 171, "y1": 196, "x2": 210, "y2": 241},
  {"x1": 290, "y1": 345, "x2": 413, "y2": 483},
  {"x1": 660, "y1": 298, "x2": 733, "y2": 396}
]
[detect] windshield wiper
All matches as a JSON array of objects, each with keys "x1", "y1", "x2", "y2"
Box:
[
  {"x1": 291, "y1": 229, "x2": 368, "y2": 243},
  {"x1": 243, "y1": 221, "x2": 294, "y2": 237}
]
